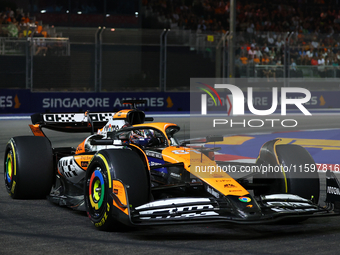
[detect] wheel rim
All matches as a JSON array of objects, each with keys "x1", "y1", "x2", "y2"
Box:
[
  {"x1": 5, "y1": 152, "x2": 13, "y2": 185},
  {"x1": 89, "y1": 168, "x2": 105, "y2": 211}
]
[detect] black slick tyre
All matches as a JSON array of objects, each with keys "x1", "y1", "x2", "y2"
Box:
[
  {"x1": 276, "y1": 144, "x2": 320, "y2": 203},
  {"x1": 254, "y1": 144, "x2": 320, "y2": 203},
  {"x1": 4, "y1": 136, "x2": 54, "y2": 199},
  {"x1": 85, "y1": 149, "x2": 150, "y2": 231}
]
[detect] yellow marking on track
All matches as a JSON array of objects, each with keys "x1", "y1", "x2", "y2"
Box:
[{"x1": 276, "y1": 138, "x2": 340, "y2": 151}]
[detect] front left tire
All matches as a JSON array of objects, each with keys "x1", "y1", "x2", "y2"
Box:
[{"x1": 84, "y1": 149, "x2": 150, "y2": 231}]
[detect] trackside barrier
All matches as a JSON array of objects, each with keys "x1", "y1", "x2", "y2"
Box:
[
  {"x1": 0, "y1": 90, "x2": 189, "y2": 113},
  {"x1": 0, "y1": 90, "x2": 340, "y2": 114}
]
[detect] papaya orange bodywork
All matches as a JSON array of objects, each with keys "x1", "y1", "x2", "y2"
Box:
[
  {"x1": 76, "y1": 140, "x2": 86, "y2": 154},
  {"x1": 112, "y1": 180, "x2": 129, "y2": 215},
  {"x1": 29, "y1": 124, "x2": 46, "y2": 137},
  {"x1": 113, "y1": 109, "x2": 132, "y2": 119},
  {"x1": 161, "y1": 146, "x2": 249, "y2": 197}
]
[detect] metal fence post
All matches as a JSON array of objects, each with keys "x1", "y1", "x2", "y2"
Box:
[
  {"x1": 30, "y1": 38, "x2": 34, "y2": 90},
  {"x1": 94, "y1": 27, "x2": 101, "y2": 92},
  {"x1": 159, "y1": 29, "x2": 168, "y2": 92},
  {"x1": 99, "y1": 27, "x2": 105, "y2": 92},
  {"x1": 222, "y1": 32, "x2": 228, "y2": 80},
  {"x1": 159, "y1": 30, "x2": 165, "y2": 92},
  {"x1": 25, "y1": 29, "x2": 35, "y2": 90},
  {"x1": 215, "y1": 32, "x2": 228, "y2": 78},
  {"x1": 25, "y1": 38, "x2": 30, "y2": 89},
  {"x1": 1, "y1": 39, "x2": 4, "y2": 55},
  {"x1": 286, "y1": 32, "x2": 294, "y2": 87},
  {"x1": 164, "y1": 29, "x2": 168, "y2": 92}
]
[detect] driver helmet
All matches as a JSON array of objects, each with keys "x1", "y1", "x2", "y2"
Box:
[{"x1": 130, "y1": 129, "x2": 154, "y2": 146}]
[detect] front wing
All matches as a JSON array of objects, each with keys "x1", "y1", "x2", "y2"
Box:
[{"x1": 111, "y1": 181, "x2": 340, "y2": 226}]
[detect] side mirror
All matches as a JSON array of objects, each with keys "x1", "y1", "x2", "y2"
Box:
[{"x1": 206, "y1": 135, "x2": 224, "y2": 143}]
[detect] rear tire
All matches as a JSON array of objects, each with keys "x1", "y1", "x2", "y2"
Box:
[
  {"x1": 84, "y1": 149, "x2": 150, "y2": 231},
  {"x1": 4, "y1": 136, "x2": 54, "y2": 199}
]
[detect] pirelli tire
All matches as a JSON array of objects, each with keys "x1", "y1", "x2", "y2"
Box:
[
  {"x1": 84, "y1": 149, "x2": 150, "y2": 231},
  {"x1": 255, "y1": 144, "x2": 320, "y2": 204},
  {"x1": 4, "y1": 136, "x2": 54, "y2": 199}
]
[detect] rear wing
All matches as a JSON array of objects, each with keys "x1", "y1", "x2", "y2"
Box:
[{"x1": 31, "y1": 112, "x2": 115, "y2": 133}]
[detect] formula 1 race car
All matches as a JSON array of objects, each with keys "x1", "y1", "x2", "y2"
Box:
[{"x1": 4, "y1": 100, "x2": 340, "y2": 230}]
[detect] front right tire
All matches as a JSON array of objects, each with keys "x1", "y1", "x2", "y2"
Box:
[{"x1": 254, "y1": 143, "x2": 320, "y2": 203}]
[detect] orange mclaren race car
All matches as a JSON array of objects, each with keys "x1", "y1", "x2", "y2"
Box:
[{"x1": 4, "y1": 100, "x2": 340, "y2": 230}]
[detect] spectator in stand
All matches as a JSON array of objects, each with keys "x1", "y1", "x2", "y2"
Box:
[
  {"x1": 311, "y1": 56, "x2": 318, "y2": 66},
  {"x1": 35, "y1": 38, "x2": 48, "y2": 56},
  {"x1": 261, "y1": 54, "x2": 270, "y2": 65},
  {"x1": 248, "y1": 46, "x2": 256, "y2": 60},
  {"x1": 336, "y1": 51, "x2": 340, "y2": 61},
  {"x1": 197, "y1": 19, "x2": 206, "y2": 32},
  {"x1": 253, "y1": 55, "x2": 260, "y2": 65},
  {"x1": 235, "y1": 54, "x2": 243, "y2": 66},
  {"x1": 290, "y1": 58, "x2": 297, "y2": 71},
  {"x1": 262, "y1": 43, "x2": 270, "y2": 54},
  {"x1": 311, "y1": 36, "x2": 319, "y2": 48},
  {"x1": 332, "y1": 56, "x2": 339, "y2": 66},
  {"x1": 250, "y1": 39, "x2": 256, "y2": 48},
  {"x1": 15, "y1": 9, "x2": 23, "y2": 24},
  {"x1": 290, "y1": 45, "x2": 299, "y2": 61},
  {"x1": 268, "y1": 47, "x2": 276, "y2": 60},
  {"x1": 276, "y1": 57, "x2": 282, "y2": 66},
  {"x1": 290, "y1": 58, "x2": 298, "y2": 77},
  {"x1": 6, "y1": 18, "x2": 19, "y2": 37},
  {"x1": 254, "y1": 46, "x2": 262, "y2": 59},
  {"x1": 34, "y1": 30, "x2": 49, "y2": 56},
  {"x1": 305, "y1": 46, "x2": 315, "y2": 63},
  {"x1": 240, "y1": 53, "x2": 248, "y2": 65},
  {"x1": 318, "y1": 55, "x2": 326, "y2": 77},
  {"x1": 298, "y1": 46, "x2": 307, "y2": 65},
  {"x1": 275, "y1": 37, "x2": 285, "y2": 49},
  {"x1": 246, "y1": 21, "x2": 255, "y2": 40},
  {"x1": 4, "y1": 7, "x2": 14, "y2": 23},
  {"x1": 263, "y1": 56, "x2": 278, "y2": 81},
  {"x1": 21, "y1": 13, "x2": 30, "y2": 25},
  {"x1": 267, "y1": 33, "x2": 275, "y2": 46}
]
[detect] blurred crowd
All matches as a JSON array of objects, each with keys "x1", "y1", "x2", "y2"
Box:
[
  {"x1": 0, "y1": 7, "x2": 49, "y2": 38},
  {"x1": 234, "y1": 31, "x2": 340, "y2": 66},
  {"x1": 143, "y1": 0, "x2": 340, "y2": 78},
  {"x1": 143, "y1": 0, "x2": 340, "y2": 34},
  {"x1": 0, "y1": 6, "x2": 67, "y2": 57}
]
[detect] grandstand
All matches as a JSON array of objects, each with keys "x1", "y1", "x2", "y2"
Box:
[{"x1": 1, "y1": 0, "x2": 340, "y2": 91}]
